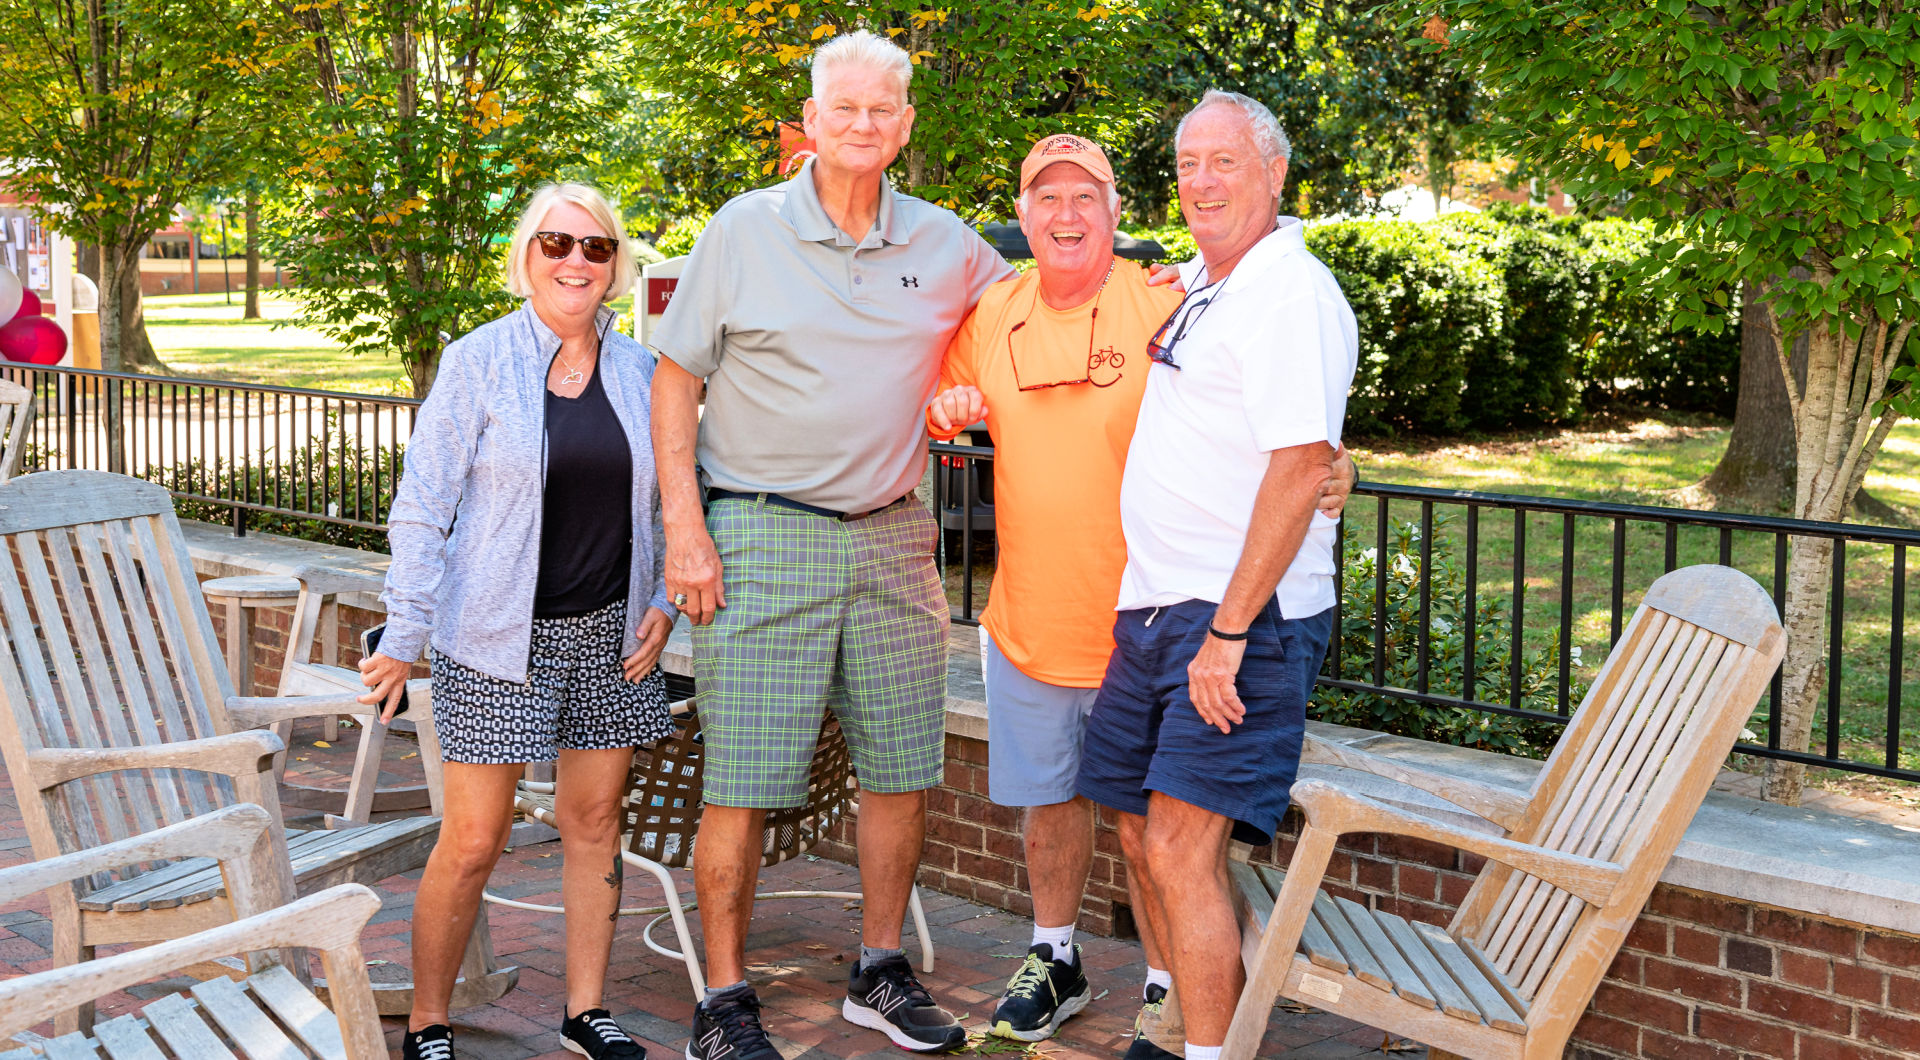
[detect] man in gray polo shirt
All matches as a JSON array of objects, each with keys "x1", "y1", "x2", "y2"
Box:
[{"x1": 649, "y1": 29, "x2": 1013, "y2": 1060}]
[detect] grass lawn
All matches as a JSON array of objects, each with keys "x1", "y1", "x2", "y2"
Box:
[
  {"x1": 1346, "y1": 411, "x2": 1920, "y2": 801},
  {"x1": 141, "y1": 291, "x2": 639, "y2": 396}
]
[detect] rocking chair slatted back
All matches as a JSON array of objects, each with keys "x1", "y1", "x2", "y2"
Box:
[
  {"x1": 1458, "y1": 565, "x2": 1785, "y2": 1024},
  {"x1": 0, "y1": 473, "x2": 243, "y2": 894}
]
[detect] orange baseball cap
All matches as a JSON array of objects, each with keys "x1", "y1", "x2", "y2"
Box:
[{"x1": 1019, "y1": 133, "x2": 1115, "y2": 193}]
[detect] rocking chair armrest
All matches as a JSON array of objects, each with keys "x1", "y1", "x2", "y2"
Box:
[
  {"x1": 1301, "y1": 733, "x2": 1530, "y2": 831},
  {"x1": 0, "y1": 883, "x2": 380, "y2": 1040},
  {"x1": 1291, "y1": 778, "x2": 1625, "y2": 908},
  {"x1": 0, "y1": 804, "x2": 274, "y2": 907},
  {"x1": 27, "y1": 730, "x2": 284, "y2": 791},
  {"x1": 226, "y1": 679, "x2": 431, "y2": 729}
]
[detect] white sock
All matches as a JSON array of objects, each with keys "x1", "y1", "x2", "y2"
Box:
[
  {"x1": 1031, "y1": 922, "x2": 1076, "y2": 964},
  {"x1": 1145, "y1": 966, "x2": 1172, "y2": 993},
  {"x1": 1185, "y1": 1045, "x2": 1222, "y2": 1060}
]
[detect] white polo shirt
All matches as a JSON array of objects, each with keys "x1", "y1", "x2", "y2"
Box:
[{"x1": 1116, "y1": 217, "x2": 1358, "y2": 618}]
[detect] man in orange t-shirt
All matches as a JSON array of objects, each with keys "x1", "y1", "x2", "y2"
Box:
[{"x1": 926, "y1": 134, "x2": 1352, "y2": 1051}]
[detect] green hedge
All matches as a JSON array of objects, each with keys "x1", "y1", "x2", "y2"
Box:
[{"x1": 1123, "y1": 208, "x2": 1739, "y2": 435}]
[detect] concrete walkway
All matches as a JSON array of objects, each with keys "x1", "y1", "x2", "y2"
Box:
[{"x1": 0, "y1": 718, "x2": 1412, "y2": 1060}]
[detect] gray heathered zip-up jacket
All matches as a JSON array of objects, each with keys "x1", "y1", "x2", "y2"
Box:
[{"x1": 378, "y1": 301, "x2": 675, "y2": 684}]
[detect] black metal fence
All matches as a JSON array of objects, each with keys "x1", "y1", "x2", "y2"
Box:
[
  {"x1": 4, "y1": 370, "x2": 1910, "y2": 785},
  {"x1": 930, "y1": 442, "x2": 1920, "y2": 786},
  {"x1": 2, "y1": 365, "x2": 419, "y2": 535}
]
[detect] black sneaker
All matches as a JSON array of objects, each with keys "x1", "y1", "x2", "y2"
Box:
[
  {"x1": 842, "y1": 955, "x2": 966, "y2": 1052},
  {"x1": 564, "y1": 1008, "x2": 647, "y2": 1059},
  {"x1": 402, "y1": 1024, "x2": 454, "y2": 1060},
  {"x1": 686, "y1": 989, "x2": 783, "y2": 1060},
  {"x1": 1123, "y1": 984, "x2": 1181, "y2": 1060},
  {"x1": 988, "y1": 944, "x2": 1092, "y2": 1041}
]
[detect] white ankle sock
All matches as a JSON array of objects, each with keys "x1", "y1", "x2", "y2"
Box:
[
  {"x1": 1145, "y1": 966, "x2": 1172, "y2": 993},
  {"x1": 1185, "y1": 1045, "x2": 1222, "y2": 1060},
  {"x1": 1031, "y1": 922, "x2": 1076, "y2": 964}
]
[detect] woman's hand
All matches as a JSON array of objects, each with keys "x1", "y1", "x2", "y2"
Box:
[
  {"x1": 623, "y1": 606, "x2": 673, "y2": 682},
  {"x1": 356, "y1": 653, "x2": 413, "y2": 724},
  {"x1": 928, "y1": 386, "x2": 988, "y2": 435}
]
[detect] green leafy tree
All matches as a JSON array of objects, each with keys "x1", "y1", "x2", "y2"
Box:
[
  {"x1": 1111, "y1": 0, "x2": 1484, "y2": 222},
  {"x1": 0, "y1": 0, "x2": 260, "y2": 373},
  {"x1": 1420, "y1": 1, "x2": 1919, "y2": 802},
  {"x1": 253, "y1": 0, "x2": 621, "y2": 396},
  {"x1": 622, "y1": 1, "x2": 1177, "y2": 223}
]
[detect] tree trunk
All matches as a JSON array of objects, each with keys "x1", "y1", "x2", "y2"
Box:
[
  {"x1": 83, "y1": 239, "x2": 162, "y2": 372},
  {"x1": 1702, "y1": 281, "x2": 1803, "y2": 509},
  {"x1": 1764, "y1": 309, "x2": 1910, "y2": 804},
  {"x1": 117, "y1": 261, "x2": 162, "y2": 370},
  {"x1": 244, "y1": 191, "x2": 262, "y2": 320}
]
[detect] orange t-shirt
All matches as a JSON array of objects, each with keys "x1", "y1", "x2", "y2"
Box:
[{"x1": 931, "y1": 262, "x2": 1182, "y2": 687}]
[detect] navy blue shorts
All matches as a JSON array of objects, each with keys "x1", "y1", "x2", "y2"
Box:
[{"x1": 1075, "y1": 599, "x2": 1334, "y2": 845}]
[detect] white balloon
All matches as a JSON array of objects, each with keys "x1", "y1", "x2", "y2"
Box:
[{"x1": 0, "y1": 270, "x2": 19, "y2": 325}]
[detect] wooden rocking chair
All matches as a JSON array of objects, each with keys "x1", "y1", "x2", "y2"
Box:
[
  {"x1": 0, "y1": 805, "x2": 388, "y2": 1060},
  {"x1": 1224, "y1": 564, "x2": 1785, "y2": 1060},
  {"x1": 0, "y1": 379, "x2": 35, "y2": 484},
  {"x1": 0, "y1": 470, "x2": 515, "y2": 1032}
]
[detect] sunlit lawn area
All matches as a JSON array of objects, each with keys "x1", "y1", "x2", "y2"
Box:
[{"x1": 142, "y1": 291, "x2": 639, "y2": 396}]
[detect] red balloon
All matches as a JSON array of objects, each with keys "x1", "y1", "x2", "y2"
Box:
[
  {"x1": 12, "y1": 289, "x2": 41, "y2": 322},
  {"x1": 0, "y1": 316, "x2": 67, "y2": 364}
]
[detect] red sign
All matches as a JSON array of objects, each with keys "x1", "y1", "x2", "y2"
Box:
[{"x1": 646, "y1": 276, "x2": 678, "y2": 316}]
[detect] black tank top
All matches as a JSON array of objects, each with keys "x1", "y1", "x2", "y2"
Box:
[{"x1": 533, "y1": 363, "x2": 633, "y2": 618}]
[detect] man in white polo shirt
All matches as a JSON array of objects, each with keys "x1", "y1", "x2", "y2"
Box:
[{"x1": 1076, "y1": 89, "x2": 1358, "y2": 1060}]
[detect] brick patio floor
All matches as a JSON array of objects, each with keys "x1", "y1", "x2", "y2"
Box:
[{"x1": 0, "y1": 719, "x2": 1418, "y2": 1060}]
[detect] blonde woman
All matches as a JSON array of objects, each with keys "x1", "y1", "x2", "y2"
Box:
[{"x1": 360, "y1": 183, "x2": 673, "y2": 1060}]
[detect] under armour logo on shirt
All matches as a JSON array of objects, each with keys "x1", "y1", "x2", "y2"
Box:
[{"x1": 901, "y1": 276, "x2": 919, "y2": 288}]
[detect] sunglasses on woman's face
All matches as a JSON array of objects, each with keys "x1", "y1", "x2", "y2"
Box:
[{"x1": 534, "y1": 231, "x2": 619, "y2": 264}]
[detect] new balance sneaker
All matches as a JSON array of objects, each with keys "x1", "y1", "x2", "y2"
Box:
[
  {"x1": 1122, "y1": 984, "x2": 1181, "y2": 1060},
  {"x1": 988, "y1": 944, "x2": 1092, "y2": 1041},
  {"x1": 842, "y1": 954, "x2": 967, "y2": 1052},
  {"x1": 402, "y1": 1024, "x2": 455, "y2": 1060},
  {"x1": 686, "y1": 989, "x2": 783, "y2": 1060},
  {"x1": 563, "y1": 1008, "x2": 647, "y2": 1059}
]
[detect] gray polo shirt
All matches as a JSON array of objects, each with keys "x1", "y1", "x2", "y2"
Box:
[{"x1": 649, "y1": 159, "x2": 1014, "y2": 513}]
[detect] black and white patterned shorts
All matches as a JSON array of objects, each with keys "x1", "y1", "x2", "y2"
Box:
[{"x1": 429, "y1": 600, "x2": 674, "y2": 764}]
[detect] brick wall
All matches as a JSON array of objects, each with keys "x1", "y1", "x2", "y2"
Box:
[{"x1": 819, "y1": 731, "x2": 1920, "y2": 1059}]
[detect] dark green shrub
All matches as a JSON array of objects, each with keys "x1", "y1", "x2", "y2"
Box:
[
  {"x1": 145, "y1": 414, "x2": 402, "y2": 553},
  {"x1": 1313, "y1": 516, "x2": 1571, "y2": 759},
  {"x1": 1306, "y1": 221, "x2": 1503, "y2": 435},
  {"x1": 1435, "y1": 213, "x2": 1593, "y2": 428},
  {"x1": 1483, "y1": 204, "x2": 1740, "y2": 415},
  {"x1": 1571, "y1": 219, "x2": 1741, "y2": 415}
]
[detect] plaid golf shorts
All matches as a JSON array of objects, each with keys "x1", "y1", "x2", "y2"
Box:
[
  {"x1": 692, "y1": 495, "x2": 949, "y2": 807},
  {"x1": 429, "y1": 600, "x2": 674, "y2": 764}
]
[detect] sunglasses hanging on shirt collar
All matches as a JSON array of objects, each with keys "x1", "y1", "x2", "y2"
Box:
[{"x1": 1008, "y1": 261, "x2": 1116, "y2": 391}]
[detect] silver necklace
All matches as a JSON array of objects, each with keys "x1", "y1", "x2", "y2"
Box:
[{"x1": 555, "y1": 334, "x2": 600, "y2": 387}]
